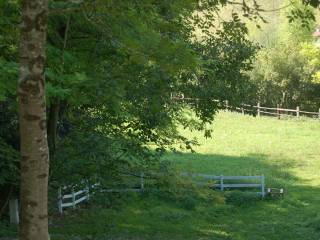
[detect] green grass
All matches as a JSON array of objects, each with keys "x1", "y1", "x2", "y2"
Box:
[
  {"x1": 162, "y1": 111, "x2": 320, "y2": 239},
  {"x1": 2, "y1": 111, "x2": 320, "y2": 239}
]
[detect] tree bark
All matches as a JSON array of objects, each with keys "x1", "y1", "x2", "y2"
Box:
[{"x1": 18, "y1": 1, "x2": 50, "y2": 240}]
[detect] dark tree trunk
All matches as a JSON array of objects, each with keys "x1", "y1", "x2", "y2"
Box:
[{"x1": 47, "y1": 101, "x2": 60, "y2": 154}]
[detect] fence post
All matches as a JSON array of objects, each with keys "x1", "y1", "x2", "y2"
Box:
[
  {"x1": 86, "y1": 184, "x2": 90, "y2": 201},
  {"x1": 140, "y1": 172, "x2": 144, "y2": 191},
  {"x1": 58, "y1": 187, "x2": 63, "y2": 214},
  {"x1": 9, "y1": 199, "x2": 19, "y2": 224},
  {"x1": 277, "y1": 104, "x2": 280, "y2": 119},
  {"x1": 220, "y1": 175, "x2": 224, "y2": 191},
  {"x1": 261, "y1": 175, "x2": 265, "y2": 199},
  {"x1": 296, "y1": 106, "x2": 300, "y2": 118},
  {"x1": 72, "y1": 188, "x2": 76, "y2": 209},
  {"x1": 225, "y1": 100, "x2": 229, "y2": 110},
  {"x1": 318, "y1": 108, "x2": 320, "y2": 119},
  {"x1": 257, "y1": 102, "x2": 260, "y2": 117},
  {"x1": 241, "y1": 105, "x2": 245, "y2": 115}
]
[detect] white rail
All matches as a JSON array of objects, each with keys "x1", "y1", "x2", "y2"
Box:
[{"x1": 58, "y1": 186, "x2": 89, "y2": 214}]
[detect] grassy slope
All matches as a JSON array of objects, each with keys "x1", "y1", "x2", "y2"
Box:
[{"x1": 1, "y1": 112, "x2": 320, "y2": 239}]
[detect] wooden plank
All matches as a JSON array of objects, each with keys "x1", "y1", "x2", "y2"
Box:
[
  {"x1": 189, "y1": 174, "x2": 221, "y2": 179},
  {"x1": 72, "y1": 189, "x2": 76, "y2": 209},
  {"x1": 58, "y1": 187, "x2": 63, "y2": 214},
  {"x1": 62, "y1": 193, "x2": 73, "y2": 199},
  {"x1": 215, "y1": 183, "x2": 262, "y2": 188},
  {"x1": 61, "y1": 202, "x2": 74, "y2": 208},
  {"x1": 220, "y1": 176, "x2": 224, "y2": 191},
  {"x1": 62, "y1": 189, "x2": 87, "y2": 199},
  {"x1": 258, "y1": 106, "x2": 278, "y2": 111},
  {"x1": 102, "y1": 188, "x2": 142, "y2": 193},
  {"x1": 261, "y1": 175, "x2": 265, "y2": 198},
  {"x1": 299, "y1": 110, "x2": 319, "y2": 115},
  {"x1": 74, "y1": 195, "x2": 88, "y2": 205},
  {"x1": 217, "y1": 176, "x2": 262, "y2": 180},
  {"x1": 9, "y1": 199, "x2": 19, "y2": 224},
  {"x1": 277, "y1": 108, "x2": 297, "y2": 112},
  {"x1": 74, "y1": 190, "x2": 87, "y2": 196},
  {"x1": 259, "y1": 106, "x2": 297, "y2": 112},
  {"x1": 259, "y1": 110, "x2": 279, "y2": 116},
  {"x1": 182, "y1": 173, "x2": 262, "y2": 180}
]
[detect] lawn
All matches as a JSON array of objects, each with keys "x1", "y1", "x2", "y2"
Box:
[{"x1": 1, "y1": 111, "x2": 320, "y2": 240}]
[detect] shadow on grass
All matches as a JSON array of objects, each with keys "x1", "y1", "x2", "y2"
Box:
[
  {"x1": 1, "y1": 152, "x2": 320, "y2": 240},
  {"x1": 160, "y1": 151, "x2": 320, "y2": 240},
  {"x1": 164, "y1": 152, "x2": 309, "y2": 187},
  {"x1": 48, "y1": 152, "x2": 320, "y2": 240}
]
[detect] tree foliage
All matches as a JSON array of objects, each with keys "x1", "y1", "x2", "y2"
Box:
[
  {"x1": 248, "y1": 1, "x2": 320, "y2": 110},
  {"x1": 0, "y1": 0, "x2": 295, "y2": 195}
]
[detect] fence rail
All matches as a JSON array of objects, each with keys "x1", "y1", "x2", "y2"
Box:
[
  {"x1": 58, "y1": 186, "x2": 89, "y2": 214},
  {"x1": 252, "y1": 104, "x2": 320, "y2": 118},
  {"x1": 183, "y1": 173, "x2": 265, "y2": 198},
  {"x1": 171, "y1": 95, "x2": 320, "y2": 119}
]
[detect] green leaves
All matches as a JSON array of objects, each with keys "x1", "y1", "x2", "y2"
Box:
[
  {"x1": 0, "y1": 0, "x2": 265, "y2": 189},
  {"x1": 0, "y1": 138, "x2": 19, "y2": 186},
  {"x1": 0, "y1": 59, "x2": 18, "y2": 101},
  {"x1": 249, "y1": 40, "x2": 320, "y2": 109}
]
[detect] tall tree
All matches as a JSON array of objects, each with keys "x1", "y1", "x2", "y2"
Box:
[{"x1": 19, "y1": 1, "x2": 50, "y2": 240}]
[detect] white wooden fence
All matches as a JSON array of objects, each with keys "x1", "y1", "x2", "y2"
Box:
[
  {"x1": 58, "y1": 186, "x2": 89, "y2": 214},
  {"x1": 182, "y1": 173, "x2": 266, "y2": 198},
  {"x1": 57, "y1": 174, "x2": 145, "y2": 213},
  {"x1": 57, "y1": 172, "x2": 266, "y2": 213}
]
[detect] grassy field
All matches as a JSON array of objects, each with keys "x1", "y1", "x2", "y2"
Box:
[{"x1": 1, "y1": 111, "x2": 320, "y2": 239}]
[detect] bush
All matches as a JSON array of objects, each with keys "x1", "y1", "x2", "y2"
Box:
[{"x1": 145, "y1": 161, "x2": 225, "y2": 210}]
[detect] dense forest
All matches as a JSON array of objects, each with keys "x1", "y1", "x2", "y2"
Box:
[{"x1": 0, "y1": 0, "x2": 320, "y2": 239}]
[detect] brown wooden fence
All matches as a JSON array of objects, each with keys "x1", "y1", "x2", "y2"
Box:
[{"x1": 171, "y1": 94, "x2": 320, "y2": 119}]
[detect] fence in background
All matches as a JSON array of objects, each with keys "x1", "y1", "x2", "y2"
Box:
[
  {"x1": 171, "y1": 95, "x2": 320, "y2": 119},
  {"x1": 237, "y1": 102, "x2": 320, "y2": 119}
]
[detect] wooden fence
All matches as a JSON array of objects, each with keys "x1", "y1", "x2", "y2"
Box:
[
  {"x1": 57, "y1": 174, "x2": 145, "y2": 213},
  {"x1": 56, "y1": 172, "x2": 266, "y2": 213},
  {"x1": 236, "y1": 103, "x2": 320, "y2": 119},
  {"x1": 58, "y1": 186, "x2": 90, "y2": 214},
  {"x1": 182, "y1": 173, "x2": 266, "y2": 198},
  {"x1": 171, "y1": 95, "x2": 320, "y2": 119}
]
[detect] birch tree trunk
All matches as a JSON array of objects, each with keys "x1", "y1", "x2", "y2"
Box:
[{"x1": 19, "y1": 1, "x2": 50, "y2": 239}]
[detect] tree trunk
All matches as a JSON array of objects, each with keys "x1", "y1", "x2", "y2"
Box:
[
  {"x1": 19, "y1": 1, "x2": 50, "y2": 240},
  {"x1": 47, "y1": 101, "x2": 60, "y2": 155},
  {"x1": 47, "y1": 17, "x2": 70, "y2": 157}
]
